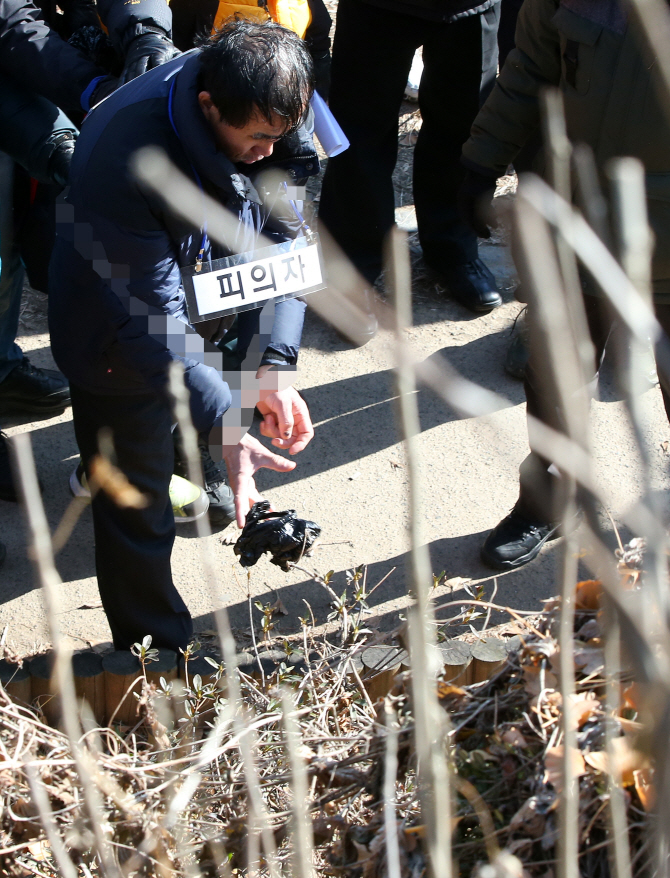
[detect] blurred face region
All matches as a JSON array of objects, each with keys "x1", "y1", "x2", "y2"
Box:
[{"x1": 198, "y1": 91, "x2": 287, "y2": 164}]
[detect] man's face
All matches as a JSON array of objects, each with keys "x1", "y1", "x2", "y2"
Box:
[{"x1": 198, "y1": 91, "x2": 287, "y2": 164}]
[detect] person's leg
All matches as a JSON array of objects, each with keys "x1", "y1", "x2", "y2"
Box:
[
  {"x1": 482, "y1": 294, "x2": 610, "y2": 569},
  {"x1": 70, "y1": 384, "x2": 193, "y2": 651},
  {"x1": 415, "y1": 4, "x2": 501, "y2": 296},
  {"x1": 517, "y1": 294, "x2": 611, "y2": 520},
  {"x1": 176, "y1": 362, "x2": 236, "y2": 525},
  {"x1": 0, "y1": 154, "x2": 25, "y2": 385},
  {"x1": 0, "y1": 156, "x2": 70, "y2": 416},
  {"x1": 318, "y1": 0, "x2": 421, "y2": 284}
]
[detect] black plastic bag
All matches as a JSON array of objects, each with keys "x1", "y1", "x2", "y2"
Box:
[{"x1": 234, "y1": 501, "x2": 321, "y2": 571}]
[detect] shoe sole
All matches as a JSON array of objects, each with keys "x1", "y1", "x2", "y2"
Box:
[
  {"x1": 174, "y1": 507, "x2": 209, "y2": 524},
  {"x1": 451, "y1": 293, "x2": 503, "y2": 313},
  {"x1": 480, "y1": 523, "x2": 562, "y2": 571},
  {"x1": 0, "y1": 398, "x2": 70, "y2": 415},
  {"x1": 208, "y1": 505, "x2": 236, "y2": 528}
]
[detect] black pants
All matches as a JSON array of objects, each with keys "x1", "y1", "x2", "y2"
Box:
[
  {"x1": 71, "y1": 384, "x2": 193, "y2": 652},
  {"x1": 517, "y1": 297, "x2": 670, "y2": 522},
  {"x1": 318, "y1": 0, "x2": 501, "y2": 284}
]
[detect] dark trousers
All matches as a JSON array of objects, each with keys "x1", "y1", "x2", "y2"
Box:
[
  {"x1": 70, "y1": 384, "x2": 194, "y2": 652},
  {"x1": 517, "y1": 297, "x2": 670, "y2": 522},
  {"x1": 318, "y1": 0, "x2": 500, "y2": 284}
]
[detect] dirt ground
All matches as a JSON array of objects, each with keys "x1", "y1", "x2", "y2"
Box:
[{"x1": 1, "y1": 87, "x2": 669, "y2": 659}]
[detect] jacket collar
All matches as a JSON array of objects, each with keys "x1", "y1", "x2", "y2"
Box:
[{"x1": 170, "y1": 53, "x2": 262, "y2": 204}]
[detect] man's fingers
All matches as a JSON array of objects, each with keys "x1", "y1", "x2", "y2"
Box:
[
  {"x1": 258, "y1": 449, "x2": 296, "y2": 473},
  {"x1": 234, "y1": 477, "x2": 262, "y2": 528},
  {"x1": 259, "y1": 413, "x2": 280, "y2": 439},
  {"x1": 274, "y1": 396, "x2": 294, "y2": 439}
]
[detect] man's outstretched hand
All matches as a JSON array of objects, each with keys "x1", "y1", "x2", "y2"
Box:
[
  {"x1": 223, "y1": 433, "x2": 296, "y2": 528},
  {"x1": 256, "y1": 384, "x2": 314, "y2": 455}
]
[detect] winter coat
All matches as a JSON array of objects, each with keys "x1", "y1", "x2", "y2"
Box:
[
  {"x1": 462, "y1": 0, "x2": 670, "y2": 299},
  {"x1": 0, "y1": 0, "x2": 103, "y2": 114},
  {"x1": 48, "y1": 51, "x2": 317, "y2": 396}
]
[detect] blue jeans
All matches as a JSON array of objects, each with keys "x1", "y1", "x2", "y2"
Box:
[{"x1": 0, "y1": 152, "x2": 24, "y2": 383}]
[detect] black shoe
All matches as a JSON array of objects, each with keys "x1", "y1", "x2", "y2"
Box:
[
  {"x1": 174, "y1": 438, "x2": 236, "y2": 527},
  {"x1": 0, "y1": 433, "x2": 17, "y2": 502},
  {"x1": 0, "y1": 358, "x2": 70, "y2": 415},
  {"x1": 0, "y1": 540, "x2": 5, "y2": 568},
  {"x1": 437, "y1": 259, "x2": 503, "y2": 313},
  {"x1": 481, "y1": 508, "x2": 561, "y2": 570}
]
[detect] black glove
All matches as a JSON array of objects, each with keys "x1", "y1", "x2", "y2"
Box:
[
  {"x1": 46, "y1": 133, "x2": 76, "y2": 187},
  {"x1": 457, "y1": 168, "x2": 499, "y2": 239},
  {"x1": 120, "y1": 30, "x2": 180, "y2": 84},
  {"x1": 89, "y1": 75, "x2": 120, "y2": 108},
  {"x1": 194, "y1": 315, "x2": 236, "y2": 344}
]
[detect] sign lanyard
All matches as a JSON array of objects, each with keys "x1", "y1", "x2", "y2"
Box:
[{"x1": 168, "y1": 78, "x2": 208, "y2": 272}]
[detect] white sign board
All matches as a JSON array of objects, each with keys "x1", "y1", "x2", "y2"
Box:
[{"x1": 183, "y1": 236, "x2": 325, "y2": 324}]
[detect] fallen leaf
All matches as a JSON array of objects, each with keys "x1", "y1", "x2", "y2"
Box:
[
  {"x1": 544, "y1": 746, "x2": 585, "y2": 792},
  {"x1": 502, "y1": 728, "x2": 528, "y2": 748},
  {"x1": 576, "y1": 618, "x2": 600, "y2": 641},
  {"x1": 27, "y1": 840, "x2": 50, "y2": 861},
  {"x1": 575, "y1": 579, "x2": 603, "y2": 610},
  {"x1": 633, "y1": 767, "x2": 655, "y2": 811},
  {"x1": 523, "y1": 664, "x2": 558, "y2": 697},
  {"x1": 446, "y1": 576, "x2": 471, "y2": 590},
  {"x1": 583, "y1": 751, "x2": 608, "y2": 773},
  {"x1": 618, "y1": 717, "x2": 643, "y2": 735},
  {"x1": 583, "y1": 737, "x2": 649, "y2": 785},
  {"x1": 437, "y1": 682, "x2": 467, "y2": 699},
  {"x1": 567, "y1": 692, "x2": 601, "y2": 728},
  {"x1": 573, "y1": 645, "x2": 604, "y2": 677},
  {"x1": 76, "y1": 602, "x2": 103, "y2": 610}
]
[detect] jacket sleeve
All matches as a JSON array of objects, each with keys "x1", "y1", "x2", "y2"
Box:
[
  {"x1": 0, "y1": 0, "x2": 104, "y2": 115},
  {"x1": 0, "y1": 72, "x2": 78, "y2": 182},
  {"x1": 96, "y1": 0, "x2": 173, "y2": 51},
  {"x1": 261, "y1": 296, "x2": 306, "y2": 366},
  {"x1": 462, "y1": 0, "x2": 561, "y2": 176}
]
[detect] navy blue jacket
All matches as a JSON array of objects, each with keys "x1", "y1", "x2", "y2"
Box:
[
  {"x1": 49, "y1": 51, "x2": 313, "y2": 397},
  {"x1": 0, "y1": 0, "x2": 103, "y2": 114}
]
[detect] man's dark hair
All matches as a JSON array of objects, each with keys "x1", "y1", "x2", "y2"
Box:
[{"x1": 198, "y1": 18, "x2": 314, "y2": 133}]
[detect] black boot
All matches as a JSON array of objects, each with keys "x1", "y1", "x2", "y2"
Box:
[
  {"x1": 0, "y1": 540, "x2": 6, "y2": 568},
  {"x1": 0, "y1": 357, "x2": 70, "y2": 415}
]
